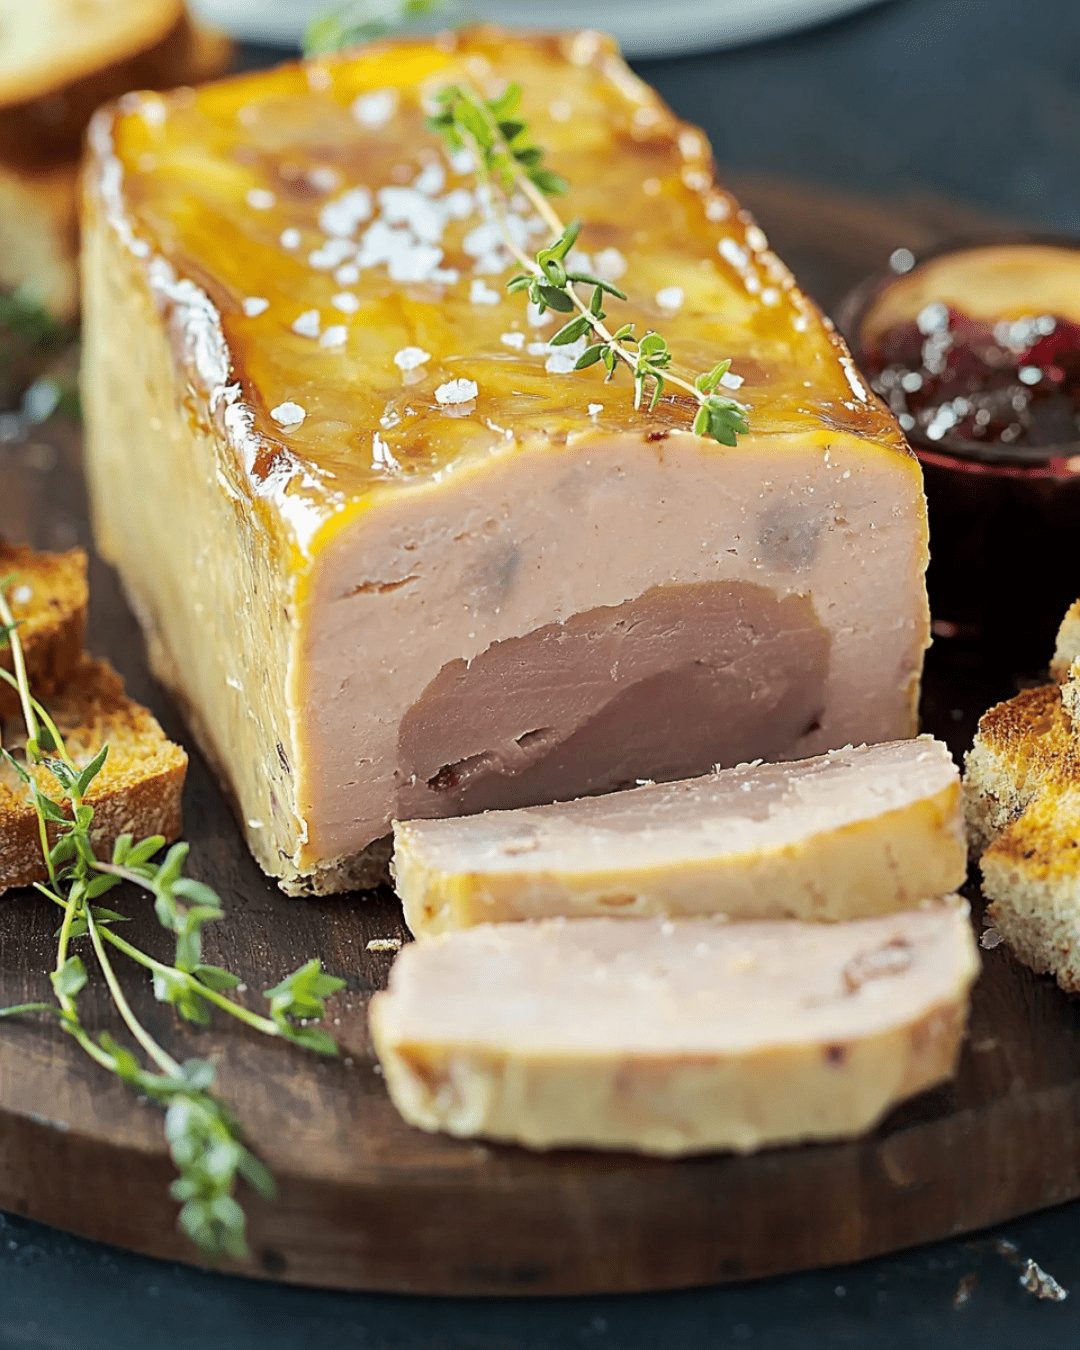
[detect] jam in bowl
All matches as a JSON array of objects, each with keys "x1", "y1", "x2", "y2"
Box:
[{"x1": 837, "y1": 238, "x2": 1080, "y2": 674}]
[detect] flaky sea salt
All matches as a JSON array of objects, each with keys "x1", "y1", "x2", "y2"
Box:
[
  {"x1": 279, "y1": 228, "x2": 301, "y2": 250},
  {"x1": 242, "y1": 297, "x2": 269, "y2": 317},
  {"x1": 291, "y1": 309, "x2": 321, "y2": 338},
  {"x1": 352, "y1": 89, "x2": 397, "y2": 128},
  {"x1": 720, "y1": 371, "x2": 744, "y2": 390},
  {"x1": 435, "y1": 378, "x2": 478, "y2": 406},
  {"x1": 656, "y1": 286, "x2": 683, "y2": 311},
  {"x1": 246, "y1": 188, "x2": 275, "y2": 210},
  {"x1": 594, "y1": 247, "x2": 627, "y2": 282},
  {"x1": 413, "y1": 162, "x2": 446, "y2": 196},
  {"x1": 546, "y1": 336, "x2": 588, "y2": 374},
  {"x1": 588, "y1": 403, "x2": 603, "y2": 417},
  {"x1": 308, "y1": 238, "x2": 356, "y2": 271},
  {"x1": 270, "y1": 402, "x2": 306, "y2": 428},
  {"x1": 372, "y1": 433, "x2": 401, "y2": 472},
  {"x1": 470, "y1": 279, "x2": 500, "y2": 306},
  {"x1": 319, "y1": 188, "x2": 373, "y2": 238},
  {"x1": 500, "y1": 331, "x2": 525, "y2": 350},
  {"x1": 394, "y1": 346, "x2": 431, "y2": 372},
  {"x1": 332, "y1": 292, "x2": 360, "y2": 314},
  {"x1": 334, "y1": 263, "x2": 360, "y2": 285},
  {"x1": 320, "y1": 325, "x2": 348, "y2": 348}
]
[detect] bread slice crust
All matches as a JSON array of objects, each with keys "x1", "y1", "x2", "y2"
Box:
[
  {"x1": 1051, "y1": 600, "x2": 1080, "y2": 682},
  {"x1": 0, "y1": 654, "x2": 187, "y2": 893},
  {"x1": 0, "y1": 543, "x2": 88, "y2": 719},
  {"x1": 0, "y1": 0, "x2": 184, "y2": 115},
  {"x1": 964, "y1": 679, "x2": 1080, "y2": 990}
]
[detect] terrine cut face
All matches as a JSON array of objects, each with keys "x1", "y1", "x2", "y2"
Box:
[{"x1": 81, "y1": 28, "x2": 930, "y2": 894}]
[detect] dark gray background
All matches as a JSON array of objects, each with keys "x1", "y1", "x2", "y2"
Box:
[{"x1": 5, "y1": 0, "x2": 1080, "y2": 1344}]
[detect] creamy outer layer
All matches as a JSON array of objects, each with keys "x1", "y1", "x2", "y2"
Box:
[{"x1": 369, "y1": 903, "x2": 980, "y2": 1153}]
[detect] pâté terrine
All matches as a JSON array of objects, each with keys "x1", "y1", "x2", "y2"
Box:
[{"x1": 81, "y1": 28, "x2": 930, "y2": 894}]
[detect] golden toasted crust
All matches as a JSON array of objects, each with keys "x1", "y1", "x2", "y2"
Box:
[
  {"x1": 0, "y1": 544, "x2": 88, "y2": 718},
  {"x1": 1051, "y1": 599, "x2": 1080, "y2": 684},
  {"x1": 963, "y1": 682, "x2": 1080, "y2": 990},
  {"x1": 0, "y1": 654, "x2": 187, "y2": 893},
  {"x1": 0, "y1": 0, "x2": 186, "y2": 134}
]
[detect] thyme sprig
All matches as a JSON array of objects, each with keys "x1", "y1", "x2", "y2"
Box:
[
  {"x1": 0, "y1": 582, "x2": 346, "y2": 1260},
  {"x1": 429, "y1": 83, "x2": 750, "y2": 446},
  {"x1": 304, "y1": 0, "x2": 452, "y2": 54}
]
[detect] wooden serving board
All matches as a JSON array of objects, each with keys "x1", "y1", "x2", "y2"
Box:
[{"x1": 2, "y1": 180, "x2": 1078, "y2": 1298}]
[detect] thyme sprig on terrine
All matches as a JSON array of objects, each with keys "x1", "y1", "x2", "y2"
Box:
[
  {"x1": 0, "y1": 581, "x2": 345, "y2": 1261},
  {"x1": 429, "y1": 82, "x2": 750, "y2": 445},
  {"x1": 304, "y1": 0, "x2": 452, "y2": 52}
]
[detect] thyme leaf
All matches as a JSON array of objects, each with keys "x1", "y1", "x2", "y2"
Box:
[{"x1": 304, "y1": 0, "x2": 453, "y2": 54}]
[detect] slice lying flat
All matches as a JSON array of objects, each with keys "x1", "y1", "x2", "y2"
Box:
[
  {"x1": 369, "y1": 904, "x2": 979, "y2": 1155},
  {"x1": 392, "y1": 738, "x2": 965, "y2": 935}
]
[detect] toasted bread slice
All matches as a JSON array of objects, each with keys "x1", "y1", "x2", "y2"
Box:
[
  {"x1": 0, "y1": 161, "x2": 81, "y2": 319},
  {"x1": 1052, "y1": 602, "x2": 1080, "y2": 724},
  {"x1": 0, "y1": 654, "x2": 187, "y2": 894},
  {"x1": 1, "y1": 543, "x2": 88, "y2": 719},
  {"x1": 964, "y1": 682, "x2": 1080, "y2": 989},
  {"x1": 978, "y1": 789, "x2": 1080, "y2": 991},
  {"x1": 0, "y1": 2, "x2": 194, "y2": 168},
  {"x1": 963, "y1": 684, "x2": 1074, "y2": 857},
  {"x1": 0, "y1": 3, "x2": 231, "y2": 317}
]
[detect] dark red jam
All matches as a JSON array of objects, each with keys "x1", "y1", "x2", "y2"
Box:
[{"x1": 861, "y1": 305, "x2": 1080, "y2": 457}]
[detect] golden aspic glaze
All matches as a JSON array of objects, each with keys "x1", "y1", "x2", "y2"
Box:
[{"x1": 93, "y1": 27, "x2": 911, "y2": 563}]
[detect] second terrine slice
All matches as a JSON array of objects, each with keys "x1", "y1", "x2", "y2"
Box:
[{"x1": 393, "y1": 738, "x2": 966, "y2": 935}]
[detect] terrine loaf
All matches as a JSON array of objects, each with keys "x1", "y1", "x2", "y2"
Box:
[
  {"x1": 81, "y1": 29, "x2": 930, "y2": 895},
  {"x1": 393, "y1": 738, "x2": 966, "y2": 935},
  {"x1": 369, "y1": 904, "x2": 979, "y2": 1154}
]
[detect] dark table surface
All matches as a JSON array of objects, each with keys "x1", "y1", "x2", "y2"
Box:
[{"x1": 5, "y1": 0, "x2": 1080, "y2": 1344}]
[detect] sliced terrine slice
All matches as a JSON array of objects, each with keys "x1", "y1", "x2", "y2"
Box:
[
  {"x1": 392, "y1": 737, "x2": 965, "y2": 935},
  {"x1": 369, "y1": 903, "x2": 979, "y2": 1154}
]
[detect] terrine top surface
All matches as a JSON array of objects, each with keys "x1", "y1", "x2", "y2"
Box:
[{"x1": 86, "y1": 27, "x2": 912, "y2": 555}]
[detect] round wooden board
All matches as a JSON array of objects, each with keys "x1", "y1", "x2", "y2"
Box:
[{"x1": 3, "y1": 180, "x2": 1079, "y2": 1298}]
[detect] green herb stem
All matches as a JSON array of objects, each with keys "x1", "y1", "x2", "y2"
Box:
[
  {"x1": 0, "y1": 587, "x2": 40, "y2": 754},
  {"x1": 0, "y1": 573, "x2": 345, "y2": 1260},
  {"x1": 431, "y1": 83, "x2": 751, "y2": 444},
  {"x1": 85, "y1": 905, "x2": 181, "y2": 1077}
]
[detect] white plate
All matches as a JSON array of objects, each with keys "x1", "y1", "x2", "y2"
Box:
[{"x1": 191, "y1": 0, "x2": 890, "y2": 58}]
